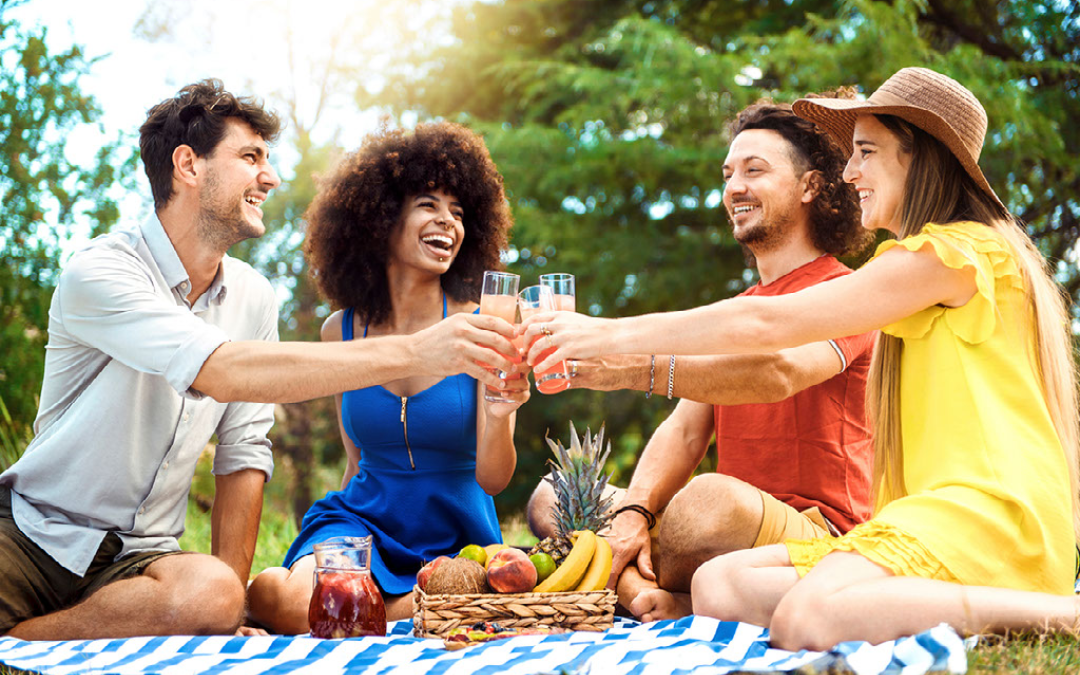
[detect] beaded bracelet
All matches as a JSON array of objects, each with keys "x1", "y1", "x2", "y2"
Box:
[
  {"x1": 614, "y1": 504, "x2": 657, "y2": 530},
  {"x1": 666, "y1": 355, "x2": 676, "y2": 399},
  {"x1": 645, "y1": 355, "x2": 656, "y2": 399}
]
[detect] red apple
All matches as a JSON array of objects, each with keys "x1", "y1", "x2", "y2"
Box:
[
  {"x1": 486, "y1": 548, "x2": 538, "y2": 593},
  {"x1": 417, "y1": 556, "x2": 451, "y2": 591}
]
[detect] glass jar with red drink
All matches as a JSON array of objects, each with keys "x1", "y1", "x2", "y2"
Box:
[{"x1": 308, "y1": 536, "x2": 386, "y2": 638}]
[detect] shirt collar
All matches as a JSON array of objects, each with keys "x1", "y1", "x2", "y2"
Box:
[{"x1": 141, "y1": 215, "x2": 229, "y2": 306}]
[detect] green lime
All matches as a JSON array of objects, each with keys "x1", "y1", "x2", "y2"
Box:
[
  {"x1": 529, "y1": 552, "x2": 557, "y2": 583},
  {"x1": 459, "y1": 544, "x2": 488, "y2": 566}
]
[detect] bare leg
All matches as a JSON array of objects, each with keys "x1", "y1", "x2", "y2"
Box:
[
  {"x1": 247, "y1": 556, "x2": 317, "y2": 634},
  {"x1": 691, "y1": 544, "x2": 800, "y2": 627},
  {"x1": 248, "y1": 556, "x2": 416, "y2": 634},
  {"x1": 769, "y1": 551, "x2": 1080, "y2": 651},
  {"x1": 8, "y1": 553, "x2": 245, "y2": 640},
  {"x1": 655, "y1": 474, "x2": 764, "y2": 591},
  {"x1": 384, "y1": 594, "x2": 413, "y2": 622}
]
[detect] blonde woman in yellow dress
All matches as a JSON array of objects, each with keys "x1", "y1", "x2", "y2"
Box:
[{"x1": 519, "y1": 67, "x2": 1080, "y2": 648}]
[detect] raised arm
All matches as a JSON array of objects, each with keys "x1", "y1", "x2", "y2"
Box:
[
  {"x1": 524, "y1": 246, "x2": 976, "y2": 369},
  {"x1": 568, "y1": 341, "x2": 845, "y2": 406},
  {"x1": 194, "y1": 312, "x2": 518, "y2": 403}
]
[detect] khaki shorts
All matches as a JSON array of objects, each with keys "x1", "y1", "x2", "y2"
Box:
[
  {"x1": 752, "y1": 490, "x2": 838, "y2": 548},
  {"x1": 0, "y1": 487, "x2": 183, "y2": 635}
]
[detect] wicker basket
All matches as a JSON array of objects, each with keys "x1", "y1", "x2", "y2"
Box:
[{"x1": 412, "y1": 586, "x2": 617, "y2": 638}]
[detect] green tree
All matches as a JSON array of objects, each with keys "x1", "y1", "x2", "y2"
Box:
[
  {"x1": 367, "y1": 0, "x2": 1080, "y2": 512},
  {"x1": 0, "y1": 0, "x2": 132, "y2": 468}
]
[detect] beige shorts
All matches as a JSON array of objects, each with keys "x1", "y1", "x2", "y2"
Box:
[{"x1": 752, "y1": 490, "x2": 838, "y2": 548}]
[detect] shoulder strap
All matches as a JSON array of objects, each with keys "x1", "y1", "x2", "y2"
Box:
[{"x1": 342, "y1": 307, "x2": 355, "y2": 341}]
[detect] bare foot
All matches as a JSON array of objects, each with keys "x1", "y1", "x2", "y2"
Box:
[
  {"x1": 628, "y1": 587, "x2": 693, "y2": 623},
  {"x1": 235, "y1": 625, "x2": 269, "y2": 636}
]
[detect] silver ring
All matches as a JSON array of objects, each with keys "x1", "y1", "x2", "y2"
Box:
[{"x1": 569, "y1": 359, "x2": 579, "y2": 378}]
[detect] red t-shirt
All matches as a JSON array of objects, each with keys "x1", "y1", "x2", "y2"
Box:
[{"x1": 713, "y1": 256, "x2": 875, "y2": 533}]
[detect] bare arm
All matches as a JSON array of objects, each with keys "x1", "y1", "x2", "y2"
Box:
[
  {"x1": 473, "y1": 380, "x2": 527, "y2": 495},
  {"x1": 570, "y1": 341, "x2": 844, "y2": 405},
  {"x1": 210, "y1": 468, "x2": 266, "y2": 584},
  {"x1": 607, "y1": 400, "x2": 715, "y2": 586},
  {"x1": 193, "y1": 312, "x2": 518, "y2": 403},
  {"x1": 525, "y1": 246, "x2": 976, "y2": 369}
]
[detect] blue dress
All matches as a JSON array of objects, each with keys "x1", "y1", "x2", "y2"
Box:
[{"x1": 282, "y1": 299, "x2": 503, "y2": 595}]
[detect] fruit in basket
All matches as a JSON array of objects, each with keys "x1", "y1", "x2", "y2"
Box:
[
  {"x1": 574, "y1": 535, "x2": 613, "y2": 591},
  {"x1": 483, "y1": 544, "x2": 509, "y2": 568},
  {"x1": 458, "y1": 544, "x2": 487, "y2": 566},
  {"x1": 416, "y1": 556, "x2": 451, "y2": 591},
  {"x1": 529, "y1": 423, "x2": 615, "y2": 567},
  {"x1": 534, "y1": 530, "x2": 597, "y2": 592},
  {"x1": 529, "y1": 552, "x2": 556, "y2": 583},
  {"x1": 486, "y1": 548, "x2": 538, "y2": 593},
  {"x1": 425, "y1": 557, "x2": 488, "y2": 595}
]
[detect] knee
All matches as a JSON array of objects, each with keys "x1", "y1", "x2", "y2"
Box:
[
  {"x1": 689, "y1": 552, "x2": 749, "y2": 622},
  {"x1": 768, "y1": 586, "x2": 836, "y2": 651},
  {"x1": 666, "y1": 474, "x2": 759, "y2": 538},
  {"x1": 169, "y1": 557, "x2": 245, "y2": 634},
  {"x1": 526, "y1": 479, "x2": 557, "y2": 539},
  {"x1": 659, "y1": 475, "x2": 760, "y2": 583}
]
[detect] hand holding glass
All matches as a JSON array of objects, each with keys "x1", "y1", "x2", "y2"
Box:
[{"x1": 535, "y1": 273, "x2": 575, "y2": 394}]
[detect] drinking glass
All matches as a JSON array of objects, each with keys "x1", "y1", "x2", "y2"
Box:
[
  {"x1": 308, "y1": 536, "x2": 386, "y2": 638},
  {"x1": 536, "y1": 273, "x2": 576, "y2": 394},
  {"x1": 479, "y1": 271, "x2": 521, "y2": 403}
]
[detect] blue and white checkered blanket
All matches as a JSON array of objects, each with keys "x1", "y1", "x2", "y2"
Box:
[{"x1": 0, "y1": 617, "x2": 966, "y2": 674}]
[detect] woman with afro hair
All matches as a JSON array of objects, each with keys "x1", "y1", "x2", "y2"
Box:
[{"x1": 248, "y1": 122, "x2": 527, "y2": 630}]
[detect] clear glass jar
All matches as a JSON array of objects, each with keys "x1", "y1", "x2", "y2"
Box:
[{"x1": 308, "y1": 536, "x2": 386, "y2": 638}]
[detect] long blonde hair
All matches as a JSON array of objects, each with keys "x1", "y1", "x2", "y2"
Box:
[{"x1": 866, "y1": 115, "x2": 1080, "y2": 542}]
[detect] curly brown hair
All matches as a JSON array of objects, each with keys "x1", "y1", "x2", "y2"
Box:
[
  {"x1": 140, "y1": 79, "x2": 281, "y2": 210},
  {"x1": 729, "y1": 94, "x2": 871, "y2": 257},
  {"x1": 303, "y1": 122, "x2": 512, "y2": 324}
]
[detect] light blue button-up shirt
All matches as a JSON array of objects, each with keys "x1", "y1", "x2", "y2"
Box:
[{"x1": 1, "y1": 216, "x2": 277, "y2": 576}]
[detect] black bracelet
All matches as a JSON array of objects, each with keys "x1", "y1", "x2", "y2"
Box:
[{"x1": 614, "y1": 504, "x2": 657, "y2": 530}]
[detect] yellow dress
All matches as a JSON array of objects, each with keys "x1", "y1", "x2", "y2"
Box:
[{"x1": 786, "y1": 221, "x2": 1075, "y2": 595}]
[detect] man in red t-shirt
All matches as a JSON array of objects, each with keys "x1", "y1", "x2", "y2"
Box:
[{"x1": 528, "y1": 100, "x2": 876, "y2": 620}]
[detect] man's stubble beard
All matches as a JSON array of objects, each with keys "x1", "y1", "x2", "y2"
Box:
[
  {"x1": 732, "y1": 202, "x2": 797, "y2": 268},
  {"x1": 196, "y1": 169, "x2": 262, "y2": 253}
]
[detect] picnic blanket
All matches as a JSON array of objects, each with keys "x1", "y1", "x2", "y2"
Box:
[{"x1": 0, "y1": 616, "x2": 966, "y2": 675}]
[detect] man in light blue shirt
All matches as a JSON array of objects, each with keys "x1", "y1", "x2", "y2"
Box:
[{"x1": 0, "y1": 80, "x2": 518, "y2": 640}]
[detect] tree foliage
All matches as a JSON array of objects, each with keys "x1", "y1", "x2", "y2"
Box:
[
  {"x1": 366, "y1": 0, "x2": 1080, "y2": 511},
  {"x1": 0, "y1": 0, "x2": 133, "y2": 466}
]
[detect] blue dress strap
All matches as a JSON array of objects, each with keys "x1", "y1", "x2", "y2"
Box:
[{"x1": 342, "y1": 307, "x2": 356, "y2": 342}]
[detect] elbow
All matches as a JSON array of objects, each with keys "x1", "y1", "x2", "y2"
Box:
[
  {"x1": 192, "y1": 364, "x2": 241, "y2": 403},
  {"x1": 477, "y1": 464, "x2": 515, "y2": 496},
  {"x1": 753, "y1": 356, "x2": 800, "y2": 404}
]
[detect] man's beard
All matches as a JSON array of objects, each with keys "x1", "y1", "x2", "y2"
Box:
[
  {"x1": 196, "y1": 170, "x2": 261, "y2": 252},
  {"x1": 731, "y1": 205, "x2": 795, "y2": 266}
]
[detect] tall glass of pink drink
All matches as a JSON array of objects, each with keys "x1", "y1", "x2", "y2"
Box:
[
  {"x1": 518, "y1": 283, "x2": 556, "y2": 372},
  {"x1": 479, "y1": 271, "x2": 521, "y2": 403},
  {"x1": 536, "y1": 273, "x2": 575, "y2": 394}
]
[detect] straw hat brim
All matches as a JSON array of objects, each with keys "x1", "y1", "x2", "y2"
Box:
[{"x1": 791, "y1": 97, "x2": 1006, "y2": 212}]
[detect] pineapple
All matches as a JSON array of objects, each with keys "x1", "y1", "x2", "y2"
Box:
[{"x1": 529, "y1": 422, "x2": 615, "y2": 566}]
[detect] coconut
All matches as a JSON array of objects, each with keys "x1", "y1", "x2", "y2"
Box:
[{"x1": 424, "y1": 557, "x2": 488, "y2": 595}]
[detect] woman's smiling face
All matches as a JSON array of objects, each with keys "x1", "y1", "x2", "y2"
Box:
[
  {"x1": 389, "y1": 189, "x2": 466, "y2": 273},
  {"x1": 844, "y1": 115, "x2": 911, "y2": 235}
]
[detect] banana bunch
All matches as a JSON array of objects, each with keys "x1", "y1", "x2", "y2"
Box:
[{"x1": 533, "y1": 530, "x2": 613, "y2": 593}]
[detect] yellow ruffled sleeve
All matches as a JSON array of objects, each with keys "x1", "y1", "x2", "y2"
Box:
[{"x1": 870, "y1": 222, "x2": 1023, "y2": 344}]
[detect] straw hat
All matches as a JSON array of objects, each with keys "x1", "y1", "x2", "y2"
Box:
[{"x1": 791, "y1": 67, "x2": 1005, "y2": 212}]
